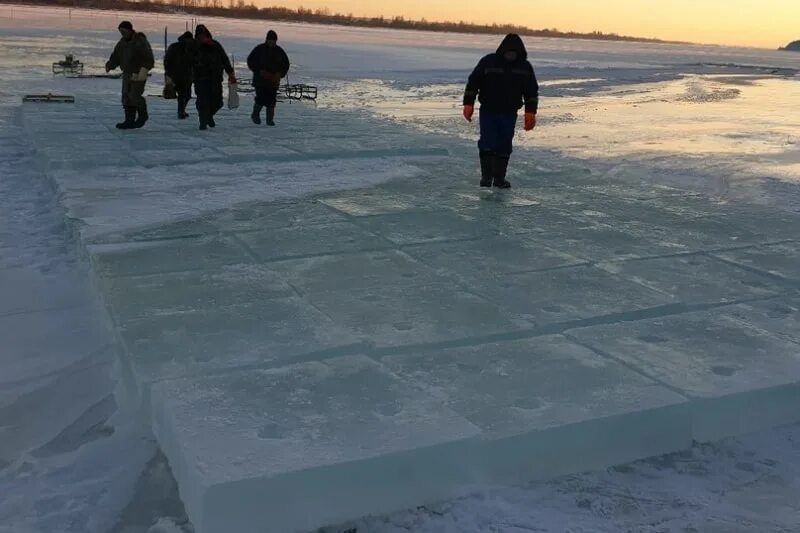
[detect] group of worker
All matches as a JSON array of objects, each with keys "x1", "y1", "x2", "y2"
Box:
[
  {"x1": 105, "y1": 22, "x2": 538, "y2": 189},
  {"x1": 106, "y1": 21, "x2": 290, "y2": 131}
]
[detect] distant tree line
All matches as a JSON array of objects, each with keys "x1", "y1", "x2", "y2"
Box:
[{"x1": 1, "y1": 0, "x2": 684, "y2": 44}]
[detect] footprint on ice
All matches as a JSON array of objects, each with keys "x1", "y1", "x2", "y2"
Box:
[
  {"x1": 513, "y1": 396, "x2": 543, "y2": 410},
  {"x1": 711, "y1": 365, "x2": 738, "y2": 377},
  {"x1": 767, "y1": 305, "x2": 796, "y2": 317},
  {"x1": 373, "y1": 401, "x2": 402, "y2": 417},
  {"x1": 257, "y1": 422, "x2": 284, "y2": 440},
  {"x1": 637, "y1": 335, "x2": 670, "y2": 344}
]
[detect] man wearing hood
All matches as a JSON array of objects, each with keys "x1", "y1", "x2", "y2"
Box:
[
  {"x1": 192, "y1": 24, "x2": 236, "y2": 130},
  {"x1": 164, "y1": 31, "x2": 195, "y2": 120},
  {"x1": 105, "y1": 21, "x2": 155, "y2": 129},
  {"x1": 246, "y1": 30, "x2": 290, "y2": 126},
  {"x1": 463, "y1": 33, "x2": 539, "y2": 188}
]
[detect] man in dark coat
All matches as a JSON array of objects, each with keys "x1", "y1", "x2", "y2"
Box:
[
  {"x1": 105, "y1": 21, "x2": 155, "y2": 129},
  {"x1": 193, "y1": 24, "x2": 236, "y2": 130},
  {"x1": 246, "y1": 30, "x2": 290, "y2": 126},
  {"x1": 463, "y1": 33, "x2": 539, "y2": 188},
  {"x1": 164, "y1": 31, "x2": 195, "y2": 119}
]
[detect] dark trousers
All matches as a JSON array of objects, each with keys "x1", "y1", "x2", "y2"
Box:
[
  {"x1": 195, "y1": 79, "x2": 223, "y2": 123},
  {"x1": 176, "y1": 82, "x2": 192, "y2": 115},
  {"x1": 121, "y1": 77, "x2": 147, "y2": 111},
  {"x1": 255, "y1": 85, "x2": 278, "y2": 108},
  {"x1": 478, "y1": 111, "x2": 517, "y2": 156}
]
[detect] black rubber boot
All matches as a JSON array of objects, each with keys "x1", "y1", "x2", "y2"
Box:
[
  {"x1": 479, "y1": 150, "x2": 493, "y2": 187},
  {"x1": 178, "y1": 99, "x2": 189, "y2": 119},
  {"x1": 266, "y1": 107, "x2": 275, "y2": 126},
  {"x1": 115, "y1": 107, "x2": 136, "y2": 129},
  {"x1": 208, "y1": 115, "x2": 216, "y2": 128},
  {"x1": 199, "y1": 111, "x2": 208, "y2": 130},
  {"x1": 132, "y1": 105, "x2": 148, "y2": 129},
  {"x1": 493, "y1": 154, "x2": 511, "y2": 189},
  {"x1": 251, "y1": 103, "x2": 262, "y2": 125}
]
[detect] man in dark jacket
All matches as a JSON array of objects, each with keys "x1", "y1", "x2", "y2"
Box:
[
  {"x1": 193, "y1": 24, "x2": 236, "y2": 130},
  {"x1": 106, "y1": 21, "x2": 155, "y2": 129},
  {"x1": 246, "y1": 30, "x2": 290, "y2": 126},
  {"x1": 463, "y1": 33, "x2": 539, "y2": 188},
  {"x1": 164, "y1": 31, "x2": 195, "y2": 120}
]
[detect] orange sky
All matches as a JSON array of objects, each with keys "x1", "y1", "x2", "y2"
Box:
[{"x1": 252, "y1": 0, "x2": 800, "y2": 48}]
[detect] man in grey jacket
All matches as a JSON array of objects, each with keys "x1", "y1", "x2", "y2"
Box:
[{"x1": 106, "y1": 21, "x2": 155, "y2": 129}]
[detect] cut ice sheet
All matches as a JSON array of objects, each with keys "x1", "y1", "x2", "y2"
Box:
[{"x1": 150, "y1": 355, "x2": 481, "y2": 533}]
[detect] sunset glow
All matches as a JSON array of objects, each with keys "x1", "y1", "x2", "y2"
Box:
[{"x1": 251, "y1": 0, "x2": 800, "y2": 48}]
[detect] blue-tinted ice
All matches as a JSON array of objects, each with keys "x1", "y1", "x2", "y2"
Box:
[{"x1": 19, "y1": 86, "x2": 800, "y2": 533}]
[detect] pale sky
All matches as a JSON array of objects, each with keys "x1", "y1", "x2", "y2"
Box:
[{"x1": 254, "y1": 0, "x2": 799, "y2": 48}]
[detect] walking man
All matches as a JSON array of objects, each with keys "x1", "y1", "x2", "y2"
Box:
[
  {"x1": 247, "y1": 30, "x2": 290, "y2": 126},
  {"x1": 106, "y1": 21, "x2": 155, "y2": 129},
  {"x1": 463, "y1": 33, "x2": 539, "y2": 188},
  {"x1": 164, "y1": 31, "x2": 195, "y2": 120},
  {"x1": 193, "y1": 24, "x2": 236, "y2": 130}
]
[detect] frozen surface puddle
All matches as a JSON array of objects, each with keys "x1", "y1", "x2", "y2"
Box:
[{"x1": 20, "y1": 97, "x2": 800, "y2": 533}]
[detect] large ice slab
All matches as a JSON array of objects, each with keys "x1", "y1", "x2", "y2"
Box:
[
  {"x1": 712, "y1": 206, "x2": 800, "y2": 242},
  {"x1": 714, "y1": 242, "x2": 800, "y2": 283},
  {"x1": 570, "y1": 311, "x2": 800, "y2": 441},
  {"x1": 724, "y1": 297, "x2": 800, "y2": 344},
  {"x1": 657, "y1": 216, "x2": 767, "y2": 250},
  {"x1": 99, "y1": 264, "x2": 295, "y2": 323},
  {"x1": 205, "y1": 200, "x2": 347, "y2": 233},
  {"x1": 237, "y1": 222, "x2": 391, "y2": 261},
  {"x1": 524, "y1": 220, "x2": 690, "y2": 262},
  {"x1": 355, "y1": 210, "x2": 497, "y2": 245},
  {"x1": 93, "y1": 217, "x2": 220, "y2": 245},
  {"x1": 539, "y1": 191, "x2": 695, "y2": 228},
  {"x1": 470, "y1": 264, "x2": 676, "y2": 326},
  {"x1": 382, "y1": 336, "x2": 691, "y2": 483},
  {"x1": 404, "y1": 235, "x2": 584, "y2": 280},
  {"x1": 305, "y1": 282, "x2": 529, "y2": 348},
  {"x1": 150, "y1": 355, "x2": 482, "y2": 533},
  {"x1": 269, "y1": 249, "x2": 444, "y2": 294},
  {"x1": 598, "y1": 255, "x2": 782, "y2": 304},
  {"x1": 22, "y1": 101, "x2": 443, "y2": 248},
  {"x1": 89, "y1": 237, "x2": 254, "y2": 278},
  {"x1": 117, "y1": 299, "x2": 361, "y2": 399},
  {"x1": 319, "y1": 189, "x2": 420, "y2": 216},
  {"x1": 484, "y1": 205, "x2": 601, "y2": 237}
]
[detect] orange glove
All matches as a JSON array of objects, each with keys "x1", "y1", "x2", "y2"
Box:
[
  {"x1": 524, "y1": 112, "x2": 536, "y2": 131},
  {"x1": 463, "y1": 105, "x2": 474, "y2": 122}
]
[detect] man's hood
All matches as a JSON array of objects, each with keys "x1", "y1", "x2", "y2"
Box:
[
  {"x1": 195, "y1": 24, "x2": 212, "y2": 40},
  {"x1": 496, "y1": 33, "x2": 527, "y2": 61}
]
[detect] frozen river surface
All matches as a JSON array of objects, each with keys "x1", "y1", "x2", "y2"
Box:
[{"x1": 2, "y1": 5, "x2": 800, "y2": 533}]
